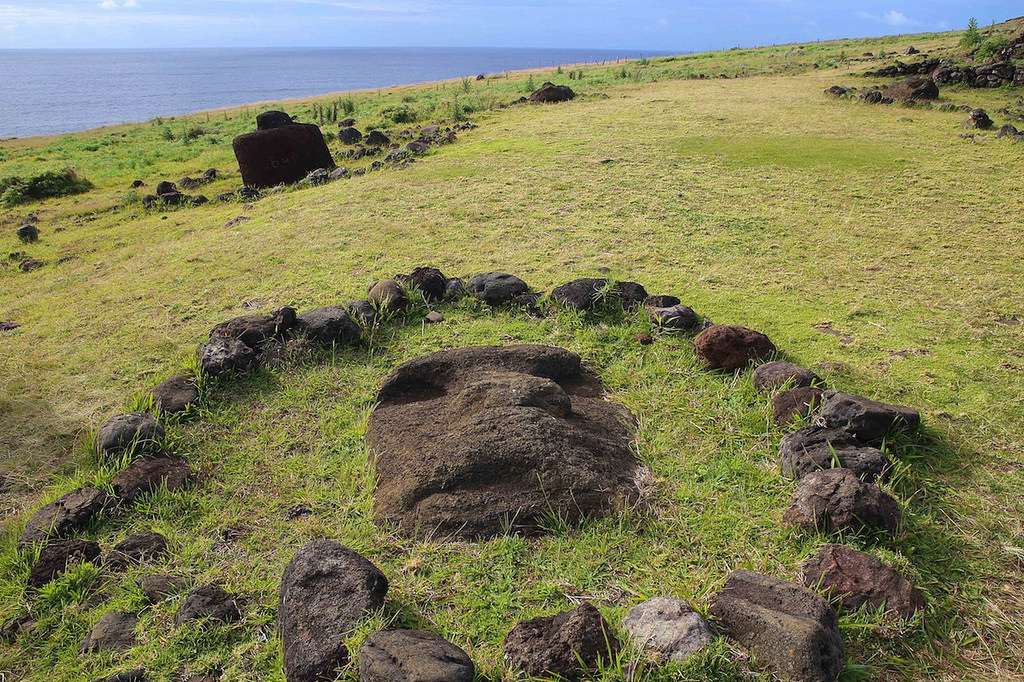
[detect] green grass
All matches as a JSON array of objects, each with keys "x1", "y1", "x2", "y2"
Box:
[{"x1": 2, "y1": 18, "x2": 1024, "y2": 682}]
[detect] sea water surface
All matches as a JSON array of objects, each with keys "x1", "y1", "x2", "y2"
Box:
[{"x1": 0, "y1": 47, "x2": 661, "y2": 139}]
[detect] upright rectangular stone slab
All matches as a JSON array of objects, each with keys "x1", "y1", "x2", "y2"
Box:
[
  {"x1": 232, "y1": 123, "x2": 333, "y2": 188},
  {"x1": 709, "y1": 570, "x2": 842, "y2": 682}
]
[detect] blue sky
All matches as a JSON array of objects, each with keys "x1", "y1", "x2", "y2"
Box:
[{"x1": 0, "y1": 1, "x2": 1019, "y2": 50}]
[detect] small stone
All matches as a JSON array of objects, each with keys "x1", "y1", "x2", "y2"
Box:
[
  {"x1": 635, "y1": 333, "x2": 654, "y2": 345},
  {"x1": 772, "y1": 386, "x2": 825, "y2": 427},
  {"x1": 819, "y1": 390, "x2": 920, "y2": 442},
  {"x1": 0, "y1": 321, "x2": 20, "y2": 332},
  {"x1": 802, "y1": 544, "x2": 925, "y2": 619},
  {"x1": 150, "y1": 375, "x2": 199, "y2": 415},
  {"x1": 359, "y1": 629, "x2": 474, "y2": 682},
  {"x1": 395, "y1": 266, "x2": 447, "y2": 302},
  {"x1": 19, "y1": 487, "x2": 110, "y2": 548},
  {"x1": 28, "y1": 539, "x2": 102, "y2": 588},
  {"x1": 784, "y1": 468, "x2": 901, "y2": 534},
  {"x1": 105, "y1": 532, "x2": 168, "y2": 571},
  {"x1": 962, "y1": 108, "x2": 993, "y2": 129},
  {"x1": 91, "y1": 668, "x2": 146, "y2": 682},
  {"x1": 346, "y1": 299, "x2": 378, "y2": 328},
  {"x1": 466, "y1": 272, "x2": 529, "y2": 305},
  {"x1": 752, "y1": 360, "x2": 822, "y2": 392},
  {"x1": 779, "y1": 425, "x2": 891, "y2": 482},
  {"x1": 693, "y1": 325, "x2": 776, "y2": 371},
  {"x1": 19, "y1": 258, "x2": 44, "y2": 272},
  {"x1": 16, "y1": 224, "x2": 39, "y2": 242},
  {"x1": 285, "y1": 503, "x2": 312, "y2": 520},
  {"x1": 444, "y1": 277, "x2": 467, "y2": 300},
  {"x1": 196, "y1": 336, "x2": 257, "y2": 376},
  {"x1": 111, "y1": 455, "x2": 192, "y2": 503},
  {"x1": 644, "y1": 294, "x2": 680, "y2": 308},
  {"x1": 621, "y1": 597, "x2": 715, "y2": 662},
  {"x1": 503, "y1": 602, "x2": 619, "y2": 681},
  {"x1": 139, "y1": 574, "x2": 188, "y2": 603},
  {"x1": 424, "y1": 311, "x2": 444, "y2": 324},
  {"x1": 175, "y1": 584, "x2": 240, "y2": 626},
  {"x1": 80, "y1": 611, "x2": 138, "y2": 653},
  {"x1": 646, "y1": 304, "x2": 697, "y2": 330},
  {"x1": 96, "y1": 413, "x2": 165, "y2": 458},
  {"x1": 367, "y1": 279, "x2": 411, "y2": 313},
  {"x1": 293, "y1": 305, "x2": 362, "y2": 345},
  {"x1": 710, "y1": 570, "x2": 842, "y2": 682}
]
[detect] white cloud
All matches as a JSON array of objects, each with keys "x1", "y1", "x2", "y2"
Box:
[
  {"x1": 99, "y1": 0, "x2": 117, "y2": 8},
  {"x1": 99, "y1": 0, "x2": 141, "y2": 8},
  {"x1": 857, "y1": 9, "x2": 923, "y2": 28}
]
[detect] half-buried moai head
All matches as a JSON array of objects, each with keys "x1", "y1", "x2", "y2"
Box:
[{"x1": 366, "y1": 345, "x2": 641, "y2": 540}]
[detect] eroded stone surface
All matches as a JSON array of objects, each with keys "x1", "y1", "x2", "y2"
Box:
[
  {"x1": 105, "y1": 532, "x2": 168, "y2": 571},
  {"x1": 802, "y1": 544, "x2": 924, "y2": 619},
  {"x1": 19, "y1": 487, "x2": 110, "y2": 548},
  {"x1": 28, "y1": 539, "x2": 102, "y2": 588},
  {"x1": 621, "y1": 597, "x2": 715, "y2": 662},
  {"x1": 693, "y1": 325, "x2": 776, "y2": 371},
  {"x1": 784, "y1": 469, "x2": 900, "y2": 534},
  {"x1": 820, "y1": 391, "x2": 920, "y2": 442},
  {"x1": 111, "y1": 455, "x2": 192, "y2": 503},
  {"x1": 175, "y1": 584, "x2": 240, "y2": 626},
  {"x1": 150, "y1": 375, "x2": 199, "y2": 415},
  {"x1": 503, "y1": 603, "x2": 618, "y2": 681},
  {"x1": 196, "y1": 337, "x2": 257, "y2": 376},
  {"x1": 779, "y1": 426, "x2": 891, "y2": 482},
  {"x1": 97, "y1": 413, "x2": 164, "y2": 458},
  {"x1": 466, "y1": 272, "x2": 528, "y2": 305},
  {"x1": 773, "y1": 387, "x2": 825, "y2": 426},
  {"x1": 753, "y1": 361, "x2": 822, "y2": 392},
  {"x1": 80, "y1": 611, "x2": 138, "y2": 654},
  {"x1": 550, "y1": 278, "x2": 648, "y2": 311},
  {"x1": 293, "y1": 305, "x2": 362, "y2": 345},
  {"x1": 359, "y1": 629, "x2": 473, "y2": 682},
  {"x1": 366, "y1": 345, "x2": 640, "y2": 538}
]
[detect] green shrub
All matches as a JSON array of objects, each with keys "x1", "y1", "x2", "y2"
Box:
[
  {"x1": 975, "y1": 36, "x2": 1009, "y2": 61},
  {"x1": 0, "y1": 168, "x2": 92, "y2": 207},
  {"x1": 380, "y1": 104, "x2": 418, "y2": 124},
  {"x1": 960, "y1": 18, "x2": 983, "y2": 48}
]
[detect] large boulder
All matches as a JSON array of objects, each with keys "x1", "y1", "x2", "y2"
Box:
[
  {"x1": 359, "y1": 630, "x2": 473, "y2": 682},
  {"x1": 693, "y1": 325, "x2": 776, "y2": 371},
  {"x1": 196, "y1": 337, "x2": 257, "y2": 376},
  {"x1": 819, "y1": 391, "x2": 920, "y2": 442},
  {"x1": 801, "y1": 544, "x2": 925, "y2": 619},
  {"x1": 233, "y1": 123, "x2": 334, "y2": 188},
  {"x1": 882, "y1": 76, "x2": 939, "y2": 101},
  {"x1": 621, "y1": 597, "x2": 715, "y2": 662},
  {"x1": 149, "y1": 375, "x2": 199, "y2": 415},
  {"x1": 503, "y1": 603, "x2": 618, "y2": 681},
  {"x1": 550, "y1": 278, "x2": 648, "y2": 311},
  {"x1": 96, "y1": 413, "x2": 165, "y2": 458},
  {"x1": 366, "y1": 345, "x2": 641, "y2": 538},
  {"x1": 784, "y1": 469, "x2": 901, "y2": 534},
  {"x1": 19, "y1": 487, "x2": 111, "y2": 548},
  {"x1": 529, "y1": 82, "x2": 576, "y2": 103},
  {"x1": 279, "y1": 541, "x2": 389, "y2": 682},
  {"x1": 709, "y1": 570, "x2": 842, "y2": 682},
  {"x1": 779, "y1": 426, "x2": 892, "y2": 482},
  {"x1": 752, "y1": 360, "x2": 822, "y2": 392},
  {"x1": 293, "y1": 306, "x2": 362, "y2": 346},
  {"x1": 175, "y1": 584, "x2": 240, "y2": 626},
  {"x1": 28, "y1": 539, "x2": 102, "y2": 588},
  {"x1": 466, "y1": 272, "x2": 529, "y2": 305},
  {"x1": 80, "y1": 611, "x2": 138, "y2": 653},
  {"x1": 111, "y1": 455, "x2": 192, "y2": 503}
]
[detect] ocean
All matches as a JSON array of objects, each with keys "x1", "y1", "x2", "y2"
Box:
[{"x1": 0, "y1": 47, "x2": 661, "y2": 139}]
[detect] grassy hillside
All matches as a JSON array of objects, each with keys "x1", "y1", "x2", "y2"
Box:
[{"x1": 1, "y1": 18, "x2": 1023, "y2": 682}]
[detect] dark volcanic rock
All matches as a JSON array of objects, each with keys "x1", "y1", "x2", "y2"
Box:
[
  {"x1": 825, "y1": 85, "x2": 849, "y2": 97},
  {"x1": 196, "y1": 336, "x2": 257, "y2": 376},
  {"x1": 645, "y1": 294, "x2": 680, "y2": 308},
  {"x1": 365, "y1": 130, "x2": 391, "y2": 147},
  {"x1": 211, "y1": 312, "x2": 292, "y2": 348},
  {"x1": 28, "y1": 539, "x2": 102, "y2": 588},
  {"x1": 646, "y1": 304, "x2": 698, "y2": 330},
  {"x1": 503, "y1": 602, "x2": 618, "y2": 681},
  {"x1": 550, "y1": 278, "x2": 649, "y2": 311},
  {"x1": 280, "y1": 541, "x2": 388, "y2": 682},
  {"x1": 444, "y1": 277, "x2": 466, "y2": 300},
  {"x1": 621, "y1": 597, "x2": 715, "y2": 662},
  {"x1": 779, "y1": 426, "x2": 891, "y2": 482},
  {"x1": 105, "y1": 532, "x2": 168, "y2": 571},
  {"x1": 709, "y1": 570, "x2": 842, "y2": 682},
  {"x1": 139, "y1": 574, "x2": 188, "y2": 603},
  {"x1": 359, "y1": 629, "x2": 474, "y2": 682},
  {"x1": 97, "y1": 413, "x2": 164, "y2": 458},
  {"x1": 466, "y1": 272, "x2": 529, "y2": 305},
  {"x1": 802, "y1": 544, "x2": 924, "y2": 619},
  {"x1": 80, "y1": 611, "x2": 138, "y2": 653},
  {"x1": 529, "y1": 82, "x2": 577, "y2": 103},
  {"x1": 175, "y1": 584, "x2": 240, "y2": 626},
  {"x1": 345, "y1": 299, "x2": 378, "y2": 328},
  {"x1": 997, "y1": 123, "x2": 1019, "y2": 138},
  {"x1": 367, "y1": 279, "x2": 411, "y2": 313},
  {"x1": 233, "y1": 123, "x2": 334, "y2": 188},
  {"x1": 92, "y1": 669, "x2": 146, "y2": 682},
  {"x1": 155, "y1": 181, "x2": 176, "y2": 195},
  {"x1": 784, "y1": 469, "x2": 901, "y2": 534},
  {"x1": 256, "y1": 110, "x2": 293, "y2": 130},
  {"x1": 111, "y1": 455, "x2": 192, "y2": 503},
  {"x1": 338, "y1": 127, "x2": 363, "y2": 144},
  {"x1": 819, "y1": 390, "x2": 920, "y2": 442},
  {"x1": 293, "y1": 305, "x2": 362, "y2": 345},
  {"x1": 366, "y1": 345, "x2": 640, "y2": 539},
  {"x1": 150, "y1": 375, "x2": 199, "y2": 415},
  {"x1": 19, "y1": 487, "x2": 110, "y2": 548},
  {"x1": 752, "y1": 360, "x2": 822, "y2": 392},
  {"x1": 395, "y1": 266, "x2": 447, "y2": 302},
  {"x1": 772, "y1": 386, "x2": 825, "y2": 426},
  {"x1": 963, "y1": 108, "x2": 994, "y2": 129},
  {"x1": 693, "y1": 325, "x2": 776, "y2": 371},
  {"x1": 16, "y1": 224, "x2": 39, "y2": 242},
  {"x1": 882, "y1": 76, "x2": 939, "y2": 101}
]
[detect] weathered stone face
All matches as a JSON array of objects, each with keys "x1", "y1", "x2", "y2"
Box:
[
  {"x1": 366, "y1": 345, "x2": 641, "y2": 539},
  {"x1": 232, "y1": 123, "x2": 334, "y2": 188}
]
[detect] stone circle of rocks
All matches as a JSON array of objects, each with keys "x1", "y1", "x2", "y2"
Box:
[{"x1": 10, "y1": 263, "x2": 932, "y2": 681}]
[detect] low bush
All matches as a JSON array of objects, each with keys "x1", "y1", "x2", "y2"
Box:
[{"x1": 0, "y1": 167, "x2": 92, "y2": 207}]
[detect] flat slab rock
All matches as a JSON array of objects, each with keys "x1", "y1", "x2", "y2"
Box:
[
  {"x1": 28, "y1": 539, "x2": 102, "y2": 588},
  {"x1": 139, "y1": 574, "x2": 189, "y2": 603},
  {"x1": 293, "y1": 305, "x2": 362, "y2": 345},
  {"x1": 503, "y1": 602, "x2": 619, "y2": 681},
  {"x1": 693, "y1": 325, "x2": 776, "y2": 371},
  {"x1": 621, "y1": 597, "x2": 715, "y2": 662},
  {"x1": 80, "y1": 611, "x2": 138, "y2": 654},
  {"x1": 784, "y1": 468, "x2": 901, "y2": 534},
  {"x1": 779, "y1": 426, "x2": 892, "y2": 483},
  {"x1": 802, "y1": 544, "x2": 924, "y2": 619},
  {"x1": 366, "y1": 345, "x2": 641, "y2": 539},
  {"x1": 820, "y1": 390, "x2": 920, "y2": 442},
  {"x1": 359, "y1": 629, "x2": 473, "y2": 682},
  {"x1": 279, "y1": 541, "x2": 388, "y2": 682},
  {"x1": 111, "y1": 455, "x2": 192, "y2": 503},
  {"x1": 19, "y1": 486, "x2": 110, "y2": 548},
  {"x1": 709, "y1": 570, "x2": 842, "y2": 682}
]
